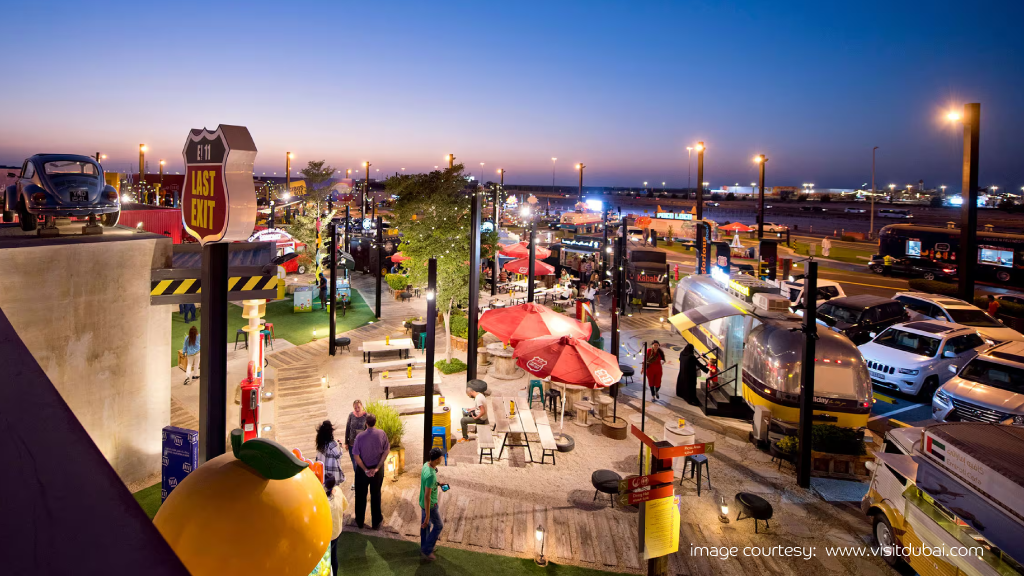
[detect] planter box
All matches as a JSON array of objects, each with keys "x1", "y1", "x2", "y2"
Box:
[
  {"x1": 450, "y1": 336, "x2": 483, "y2": 352},
  {"x1": 388, "y1": 447, "x2": 406, "y2": 476},
  {"x1": 810, "y1": 450, "x2": 872, "y2": 481}
]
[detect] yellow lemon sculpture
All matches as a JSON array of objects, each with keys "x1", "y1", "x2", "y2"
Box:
[{"x1": 155, "y1": 429, "x2": 332, "y2": 576}]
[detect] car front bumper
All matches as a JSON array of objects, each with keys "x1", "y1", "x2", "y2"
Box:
[
  {"x1": 870, "y1": 371, "x2": 924, "y2": 395},
  {"x1": 26, "y1": 204, "x2": 120, "y2": 217}
]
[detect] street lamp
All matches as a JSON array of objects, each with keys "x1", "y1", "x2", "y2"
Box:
[
  {"x1": 479, "y1": 162, "x2": 485, "y2": 182},
  {"x1": 551, "y1": 157, "x2": 557, "y2": 191},
  {"x1": 575, "y1": 163, "x2": 585, "y2": 202},
  {"x1": 447, "y1": 154, "x2": 455, "y2": 169},
  {"x1": 138, "y1": 144, "x2": 146, "y2": 203},
  {"x1": 686, "y1": 146, "x2": 693, "y2": 195},
  {"x1": 363, "y1": 161, "x2": 371, "y2": 217},
  {"x1": 753, "y1": 154, "x2": 767, "y2": 239},
  {"x1": 695, "y1": 142, "x2": 705, "y2": 220},
  {"x1": 947, "y1": 104, "x2": 981, "y2": 301},
  {"x1": 871, "y1": 146, "x2": 878, "y2": 239}
]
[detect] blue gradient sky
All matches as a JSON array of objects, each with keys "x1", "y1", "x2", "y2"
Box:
[{"x1": 2, "y1": 1, "x2": 1022, "y2": 190}]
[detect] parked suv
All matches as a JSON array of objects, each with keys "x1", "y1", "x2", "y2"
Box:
[
  {"x1": 894, "y1": 292, "x2": 1024, "y2": 344},
  {"x1": 782, "y1": 276, "x2": 846, "y2": 311},
  {"x1": 933, "y1": 341, "x2": 1024, "y2": 426},
  {"x1": 816, "y1": 295, "x2": 909, "y2": 345},
  {"x1": 859, "y1": 321, "x2": 987, "y2": 397},
  {"x1": 868, "y1": 257, "x2": 956, "y2": 281}
]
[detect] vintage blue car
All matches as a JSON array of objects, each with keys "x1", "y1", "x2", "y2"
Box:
[{"x1": 3, "y1": 154, "x2": 120, "y2": 231}]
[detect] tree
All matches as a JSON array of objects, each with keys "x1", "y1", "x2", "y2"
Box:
[
  {"x1": 297, "y1": 160, "x2": 336, "y2": 214},
  {"x1": 820, "y1": 193, "x2": 832, "y2": 203},
  {"x1": 725, "y1": 192, "x2": 736, "y2": 201},
  {"x1": 389, "y1": 165, "x2": 498, "y2": 361}
]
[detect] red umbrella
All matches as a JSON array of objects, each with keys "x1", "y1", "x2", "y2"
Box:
[
  {"x1": 499, "y1": 241, "x2": 551, "y2": 260},
  {"x1": 479, "y1": 302, "x2": 591, "y2": 345},
  {"x1": 503, "y1": 258, "x2": 554, "y2": 276},
  {"x1": 718, "y1": 222, "x2": 753, "y2": 232},
  {"x1": 389, "y1": 252, "x2": 410, "y2": 262},
  {"x1": 513, "y1": 335, "x2": 622, "y2": 388}
]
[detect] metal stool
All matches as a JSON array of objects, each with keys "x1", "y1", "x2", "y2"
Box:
[
  {"x1": 430, "y1": 426, "x2": 448, "y2": 465},
  {"x1": 418, "y1": 332, "x2": 427, "y2": 352},
  {"x1": 619, "y1": 364, "x2": 634, "y2": 384},
  {"x1": 527, "y1": 380, "x2": 544, "y2": 408},
  {"x1": 334, "y1": 337, "x2": 351, "y2": 353},
  {"x1": 264, "y1": 322, "x2": 274, "y2": 339},
  {"x1": 261, "y1": 329, "x2": 273, "y2": 350},
  {"x1": 681, "y1": 454, "x2": 711, "y2": 496},
  {"x1": 234, "y1": 328, "x2": 248, "y2": 350},
  {"x1": 546, "y1": 389, "x2": 562, "y2": 413}
]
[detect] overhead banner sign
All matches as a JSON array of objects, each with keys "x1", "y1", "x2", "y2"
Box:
[
  {"x1": 181, "y1": 124, "x2": 258, "y2": 244},
  {"x1": 656, "y1": 212, "x2": 693, "y2": 220}
]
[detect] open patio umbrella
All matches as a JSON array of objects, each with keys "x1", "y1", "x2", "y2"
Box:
[
  {"x1": 503, "y1": 258, "x2": 554, "y2": 276},
  {"x1": 479, "y1": 302, "x2": 591, "y2": 345},
  {"x1": 718, "y1": 222, "x2": 753, "y2": 232},
  {"x1": 389, "y1": 252, "x2": 411, "y2": 262},
  {"x1": 499, "y1": 241, "x2": 551, "y2": 260}
]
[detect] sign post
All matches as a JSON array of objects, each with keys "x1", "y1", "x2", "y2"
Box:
[{"x1": 181, "y1": 125, "x2": 258, "y2": 463}]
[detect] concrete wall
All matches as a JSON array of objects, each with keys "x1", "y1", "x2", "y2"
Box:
[{"x1": 0, "y1": 231, "x2": 173, "y2": 486}]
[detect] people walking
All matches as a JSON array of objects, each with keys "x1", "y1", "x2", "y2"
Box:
[
  {"x1": 314, "y1": 420, "x2": 345, "y2": 489},
  {"x1": 183, "y1": 303, "x2": 197, "y2": 323},
  {"x1": 987, "y1": 295, "x2": 1001, "y2": 317},
  {"x1": 344, "y1": 400, "x2": 368, "y2": 470},
  {"x1": 352, "y1": 413, "x2": 390, "y2": 529},
  {"x1": 419, "y1": 447, "x2": 445, "y2": 561},
  {"x1": 182, "y1": 326, "x2": 200, "y2": 385},
  {"x1": 821, "y1": 236, "x2": 832, "y2": 258},
  {"x1": 324, "y1": 474, "x2": 349, "y2": 576},
  {"x1": 319, "y1": 273, "x2": 329, "y2": 310},
  {"x1": 645, "y1": 340, "x2": 666, "y2": 401}
]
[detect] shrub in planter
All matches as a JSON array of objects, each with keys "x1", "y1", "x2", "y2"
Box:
[
  {"x1": 363, "y1": 400, "x2": 404, "y2": 448},
  {"x1": 385, "y1": 274, "x2": 409, "y2": 292},
  {"x1": 551, "y1": 305, "x2": 566, "y2": 313},
  {"x1": 776, "y1": 435, "x2": 798, "y2": 454},
  {"x1": 907, "y1": 279, "x2": 958, "y2": 296},
  {"x1": 435, "y1": 358, "x2": 468, "y2": 375},
  {"x1": 448, "y1": 315, "x2": 487, "y2": 341},
  {"x1": 771, "y1": 425, "x2": 865, "y2": 456}
]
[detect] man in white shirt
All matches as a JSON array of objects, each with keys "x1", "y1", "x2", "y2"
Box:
[{"x1": 459, "y1": 380, "x2": 490, "y2": 441}]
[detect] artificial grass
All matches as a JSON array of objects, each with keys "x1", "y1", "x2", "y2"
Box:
[
  {"x1": 336, "y1": 532, "x2": 633, "y2": 576},
  {"x1": 789, "y1": 241, "x2": 875, "y2": 264},
  {"x1": 170, "y1": 288, "x2": 376, "y2": 365},
  {"x1": 133, "y1": 482, "x2": 162, "y2": 519}
]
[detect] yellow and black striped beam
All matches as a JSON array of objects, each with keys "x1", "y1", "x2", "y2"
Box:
[{"x1": 150, "y1": 267, "x2": 278, "y2": 305}]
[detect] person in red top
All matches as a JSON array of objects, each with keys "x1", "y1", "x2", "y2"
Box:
[
  {"x1": 645, "y1": 341, "x2": 666, "y2": 401},
  {"x1": 988, "y1": 295, "x2": 1001, "y2": 317}
]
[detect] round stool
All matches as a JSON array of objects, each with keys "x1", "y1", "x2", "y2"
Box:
[
  {"x1": 574, "y1": 400, "x2": 594, "y2": 426},
  {"x1": 334, "y1": 336, "x2": 351, "y2": 353},
  {"x1": 596, "y1": 395, "x2": 614, "y2": 420},
  {"x1": 735, "y1": 493, "x2": 773, "y2": 533},
  {"x1": 619, "y1": 364, "x2": 635, "y2": 384},
  {"x1": 591, "y1": 470, "x2": 622, "y2": 507}
]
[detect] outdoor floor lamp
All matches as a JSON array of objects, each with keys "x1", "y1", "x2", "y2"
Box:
[{"x1": 535, "y1": 525, "x2": 547, "y2": 566}]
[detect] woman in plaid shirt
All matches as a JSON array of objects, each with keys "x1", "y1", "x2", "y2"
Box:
[{"x1": 315, "y1": 420, "x2": 345, "y2": 490}]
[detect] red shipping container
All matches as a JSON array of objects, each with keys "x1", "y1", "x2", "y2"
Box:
[{"x1": 119, "y1": 205, "x2": 183, "y2": 243}]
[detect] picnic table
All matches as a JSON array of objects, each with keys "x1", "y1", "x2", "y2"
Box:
[
  {"x1": 378, "y1": 369, "x2": 442, "y2": 399},
  {"x1": 360, "y1": 338, "x2": 414, "y2": 362},
  {"x1": 493, "y1": 396, "x2": 539, "y2": 462}
]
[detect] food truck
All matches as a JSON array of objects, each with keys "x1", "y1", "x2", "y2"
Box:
[
  {"x1": 553, "y1": 235, "x2": 607, "y2": 283},
  {"x1": 669, "y1": 272, "x2": 872, "y2": 426},
  {"x1": 863, "y1": 423, "x2": 1024, "y2": 575},
  {"x1": 248, "y1": 227, "x2": 308, "y2": 274},
  {"x1": 627, "y1": 248, "x2": 670, "y2": 308}
]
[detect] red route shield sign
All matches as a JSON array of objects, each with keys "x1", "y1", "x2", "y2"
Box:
[
  {"x1": 181, "y1": 125, "x2": 257, "y2": 244},
  {"x1": 618, "y1": 484, "x2": 674, "y2": 506}
]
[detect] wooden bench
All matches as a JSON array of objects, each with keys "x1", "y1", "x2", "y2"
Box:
[
  {"x1": 537, "y1": 424, "x2": 558, "y2": 465},
  {"x1": 363, "y1": 357, "x2": 427, "y2": 379},
  {"x1": 379, "y1": 369, "x2": 442, "y2": 399},
  {"x1": 478, "y1": 428, "x2": 497, "y2": 464}
]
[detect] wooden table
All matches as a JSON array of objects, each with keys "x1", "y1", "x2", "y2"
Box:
[
  {"x1": 361, "y1": 338, "x2": 414, "y2": 362},
  {"x1": 486, "y1": 342, "x2": 523, "y2": 380},
  {"x1": 493, "y1": 397, "x2": 539, "y2": 462}
]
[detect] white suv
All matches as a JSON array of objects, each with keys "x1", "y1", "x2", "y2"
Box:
[
  {"x1": 782, "y1": 276, "x2": 846, "y2": 311},
  {"x1": 933, "y1": 341, "x2": 1024, "y2": 426},
  {"x1": 893, "y1": 292, "x2": 1024, "y2": 344},
  {"x1": 859, "y1": 321, "x2": 987, "y2": 397}
]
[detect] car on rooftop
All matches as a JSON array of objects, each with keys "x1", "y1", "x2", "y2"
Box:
[
  {"x1": 894, "y1": 292, "x2": 1024, "y2": 344},
  {"x1": 933, "y1": 341, "x2": 1024, "y2": 426},
  {"x1": 859, "y1": 320, "x2": 988, "y2": 398},
  {"x1": 3, "y1": 154, "x2": 120, "y2": 231}
]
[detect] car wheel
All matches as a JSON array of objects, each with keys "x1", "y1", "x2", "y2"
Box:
[
  {"x1": 873, "y1": 514, "x2": 903, "y2": 567},
  {"x1": 297, "y1": 265, "x2": 307, "y2": 275},
  {"x1": 102, "y1": 211, "x2": 120, "y2": 227},
  {"x1": 869, "y1": 264, "x2": 883, "y2": 274},
  {"x1": 923, "y1": 272, "x2": 936, "y2": 281},
  {"x1": 919, "y1": 376, "x2": 939, "y2": 399},
  {"x1": 17, "y1": 199, "x2": 36, "y2": 232},
  {"x1": 997, "y1": 270, "x2": 1011, "y2": 282}
]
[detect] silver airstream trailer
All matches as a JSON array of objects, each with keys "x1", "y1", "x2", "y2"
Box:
[{"x1": 670, "y1": 273, "x2": 872, "y2": 428}]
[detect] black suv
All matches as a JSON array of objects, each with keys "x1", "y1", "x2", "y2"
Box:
[
  {"x1": 868, "y1": 256, "x2": 956, "y2": 280},
  {"x1": 816, "y1": 295, "x2": 909, "y2": 345}
]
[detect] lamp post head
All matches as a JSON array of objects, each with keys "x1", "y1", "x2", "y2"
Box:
[
  {"x1": 694, "y1": 142, "x2": 705, "y2": 152},
  {"x1": 947, "y1": 110, "x2": 962, "y2": 122},
  {"x1": 159, "y1": 160, "x2": 165, "y2": 166},
  {"x1": 139, "y1": 144, "x2": 147, "y2": 152},
  {"x1": 754, "y1": 154, "x2": 766, "y2": 164},
  {"x1": 686, "y1": 146, "x2": 693, "y2": 152}
]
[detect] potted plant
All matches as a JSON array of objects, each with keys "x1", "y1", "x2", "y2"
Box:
[
  {"x1": 770, "y1": 435, "x2": 798, "y2": 468},
  {"x1": 448, "y1": 314, "x2": 487, "y2": 352},
  {"x1": 364, "y1": 401, "x2": 406, "y2": 475},
  {"x1": 386, "y1": 274, "x2": 410, "y2": 298},
  {"x1": 770, "y1": 425, "x2": 871, "y2": 480}
]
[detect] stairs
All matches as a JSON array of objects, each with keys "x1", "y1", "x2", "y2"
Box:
[{"x1": 266, "y1": 339, "x2": 330, "y2": 456}]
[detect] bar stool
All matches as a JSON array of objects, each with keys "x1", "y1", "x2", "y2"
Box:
[
  {"x1": 418, "y1": 332, "x2": 427, "y2": 352},
  {"x1": 261, "y1": 329, "x2": 273, "y2": 350},
  {"x1": 682, "y1": 454, "x2": 711, "y2": 496},
  {"x1": 546, "y1": 389, "x2": 562, "y2": 413},
  {"x1": 527, "y1": 380, "x2": 544, "y2": 408},
  {"x1": 234, "y1": 328, "x2": 248, "y2": 350},
  {"x1": 264, "y1": 322, "x2": 275, "y2": 339},
  {"x1": 430, "y1": 426, "x2": 448, "y2": 465}
]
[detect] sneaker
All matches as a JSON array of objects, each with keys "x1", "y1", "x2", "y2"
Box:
[
  {"x1": 426, "y1": 553, "x2": 436, "y2": 562},
  {"x1": 183, "y1": 378, "x2": 190, "y2": 386}
]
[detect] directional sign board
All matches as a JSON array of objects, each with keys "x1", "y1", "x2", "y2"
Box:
[
  {"x1": 619, "y1": 484, "x2": 674, "y2": 506},
  {"x1": 619, "y1": 470, "x2": 674, "y2": 494},
  {"x1": 630, "y1": 424, "x2": 714, "y2": 459}
]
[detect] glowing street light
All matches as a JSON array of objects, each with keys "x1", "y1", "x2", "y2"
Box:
[{"x1": 754, "y1": 154, "x2": 768, "y2": 239}]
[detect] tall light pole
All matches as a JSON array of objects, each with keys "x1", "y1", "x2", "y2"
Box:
[
  {"x1": 423, "y1": 259, "x2": 438, "y2": 462},
  {"x1": 159, "y1": 160, "x2": 165, "y2": 205},
  {"x1": 363, "y1": 161, "x2": 371, "y2": 217},
  {"x1": 888, "y1": 183, "x2": 895, "y2": 202},
  {"x1": 447, "y1": 154, "x2": 455, "y2": 169},
  {"x1": 686, "y1": 146, "x2": 693, "y2": 196},
  {"x1": 286, "y1": 152, "x2": 294, "y2": 219},
  {"x1": 754, "y1": 154, "x2": 767, "y2": 239},
  {"x1": 467, "y1": 188, "x2": 482, "y2": 380},
  {"x1": 551, "y1": 157, "x2": 557, "y2": 192},
  {"x1": 949, "y1": 105, "x2": 981, "y2": 302},
  {"x1": 138, "y1": 144, "x2": 146, "y2": 203},
  {"x1": 523, "y1": 204, "x2": 537, "y2": 302},
  {"x1": 695, "y1": 143, "x2": 705, "y2": 221},
  {"x1": 479, "y1": 162, "x2": 485, "y2": 183},
  {"x1": 575, "y1": 163, "x2": 585, "y2": 203},
  {"x1": 492, "y1": 169, "x2": 504, "y2": 296},
  {"x1": 870, "y1": 146, "x2": 878, "y2": 238}
]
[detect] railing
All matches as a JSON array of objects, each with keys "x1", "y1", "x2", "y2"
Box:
[{"x1": 702, "y1": 353, "x2": 740, "y2": 415}]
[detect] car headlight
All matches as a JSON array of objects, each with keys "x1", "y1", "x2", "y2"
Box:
[
  {"x1": 934, "y1": 389, "x2": 951, "y2": 404},
  {"x1": 1011, "y1": 415, "x2": 1024, "y2": 426},
  {"x1": 898, "y1": 368, "x2": 920, "y2": 375}
]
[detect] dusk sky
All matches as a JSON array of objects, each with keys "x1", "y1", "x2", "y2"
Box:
[{"x1": 3, "y1": 0, "x2": 1022, "y2": 191}]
